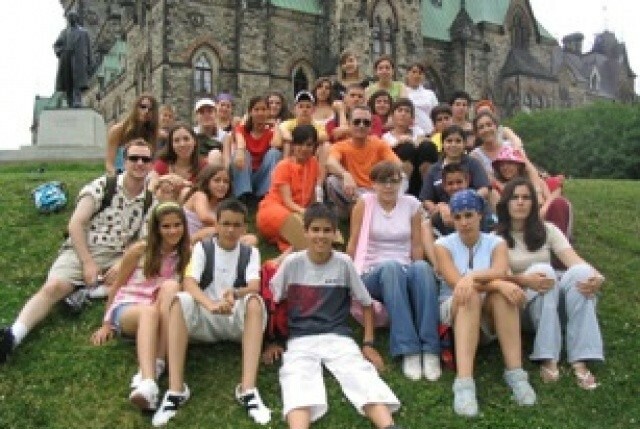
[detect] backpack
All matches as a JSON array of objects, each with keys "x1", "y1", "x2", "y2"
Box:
[
  {"x1": 259, "y1": 260, "x2": 288, "y2": 341},
  {"x1": 199, "y1": 237, "x2": 252, "y2": 290},
  {"x1": 33, "y1": 181, "x2": 68, "y2": 213}
]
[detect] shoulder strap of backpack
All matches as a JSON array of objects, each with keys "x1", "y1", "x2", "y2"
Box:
[
  {"x1": 233, "y1": 244, "x2": 252, "y2": 288},
  {"x1": 91, "y1": 175, "x2": 117, "y2": 220},
  {"x1": 199, "y1": 236, "x2": 216, "y2": 290}
]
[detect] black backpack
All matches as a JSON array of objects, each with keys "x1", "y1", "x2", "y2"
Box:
[{"x1": 199, "y1": 236, "x2": 252, "y2": 289}]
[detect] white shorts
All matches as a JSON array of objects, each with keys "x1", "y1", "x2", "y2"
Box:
[
  {"x1": 177, "y1": 292, "x2": 267, "y2": 343},
  {"x1": 439, "y1": 295, "x2": 497, "y2": 344},
  {"x1": 279, "y1": 333, "x2": 400, "y2": 422}
]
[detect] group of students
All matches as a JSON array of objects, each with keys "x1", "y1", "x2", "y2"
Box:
[{"x1": 0, "y1": 51, "x2": 605, "y2": 428}]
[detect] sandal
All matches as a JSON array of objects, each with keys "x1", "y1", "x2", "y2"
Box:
[
  {"x1": 540, "y1": 364, "x2": 560, "y2": 383},
  {"x1": 574, "y1": 368, "x2": 598, "y2": 390}
]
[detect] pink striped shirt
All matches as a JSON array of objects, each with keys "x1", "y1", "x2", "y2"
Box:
[{"x1": 104, "y1": 252, "x2": 179, "y2": 323}]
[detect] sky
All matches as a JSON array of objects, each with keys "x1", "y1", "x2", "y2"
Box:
[{"x1": 0, "y1": 0, "x2": 638, "y2": 151}]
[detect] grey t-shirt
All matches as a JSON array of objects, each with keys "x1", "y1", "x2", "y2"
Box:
[{"x1": 270, "y1": 250, "x2": 373, "y2": 339}]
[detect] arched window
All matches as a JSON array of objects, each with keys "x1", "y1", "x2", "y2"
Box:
[
  {"x1": 371, "y1": 1, "x2": 396, "y2": 60},
  {"x1": 292, "y1": 67, "x2": 309, "y2": 97},
  {"x1": 511, "y1": 10, "x2": 529, "y2": 50},
  {"x1": 193, "y1": 54, "x2": 213, "y2": 95}
]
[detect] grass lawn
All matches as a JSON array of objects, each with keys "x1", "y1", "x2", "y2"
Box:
[{"x1": 0, "y1": 162, "x2": 639, "y2": 429}]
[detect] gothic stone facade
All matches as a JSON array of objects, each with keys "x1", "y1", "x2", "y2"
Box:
[{"x1": 58, "y1": 0, "x2": 636, "y2": 129}]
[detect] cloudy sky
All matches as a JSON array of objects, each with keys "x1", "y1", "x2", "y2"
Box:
[{"x1": 0, "y1": 0, "x2": 638, "y2": 151}]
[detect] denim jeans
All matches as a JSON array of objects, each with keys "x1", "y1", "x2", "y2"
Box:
[
  {"x1": 522, "y1": 263, "x2": 603, "y2": 363},
  {"x1": 231, "y1": 148, "x2": 282, "y2": 197},
  {"x1": 362, "y1": 260, "x2": 440, "y2": 357}
]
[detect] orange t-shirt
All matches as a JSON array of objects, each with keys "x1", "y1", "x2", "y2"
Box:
[
  {"x1": 262, "y1": 157, "x2": 320, "y2": 207},
  {"x1": 329, "y1": 136, "x2": 400, "y2": 188}
]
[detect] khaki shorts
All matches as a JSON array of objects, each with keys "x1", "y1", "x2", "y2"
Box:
[
  {"x1": 177, "y1": 292, "x2": 267, "y2": 343},
  {"x1": 439, "y1": 295, "x2": 497, "y2": 344},
  {"x1": 47, "y1": 246, "x2": 122, "y2": 284}
]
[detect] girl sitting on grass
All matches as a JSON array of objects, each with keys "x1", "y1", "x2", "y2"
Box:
[
  {"x1": 182, "y1": 164, "x2": 258, "y2": 246},
  {"x1": 91, "y1": 202, "x2": 191, "y2": 412}
]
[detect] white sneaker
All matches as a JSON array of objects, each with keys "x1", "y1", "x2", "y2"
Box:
[
  {"x1": 87, "y1": 284, "x2": 109, "y2": 299},
  {"x1": 235, "y1": 385, "x2": 271, "y2": 425},
  {"x1": 152, "y1": 385, "x2": 190, "y2": 427},
  {"x1": 129, "y1": 378, "x2": 159, "y2": 411},
  {"x1": 131, "y1": 359, "x2": 166, "y2": 389},
  {"x1": 422, "y1": 353, "x2": 442, "y2": 381},
  {"x1": 402, "y1": 354, "x2": 422, "y2": 381}
]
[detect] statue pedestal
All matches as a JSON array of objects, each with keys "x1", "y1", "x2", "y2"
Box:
[
  {"x1": 0, "y1": 108, "x2": 106, "y2": 162},
  {"x1": 37, "y1": 108, "x2": 106, "y2": 148}
]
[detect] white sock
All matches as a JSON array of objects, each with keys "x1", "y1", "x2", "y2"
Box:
[{"x1": 11, "y1": 322, "x2": 28, "y2": 346}]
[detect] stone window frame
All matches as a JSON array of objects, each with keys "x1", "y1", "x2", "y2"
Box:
[
  {"x1": 191, "y1": 47, "x2": 220, "y2": 99},
  {"x1": 370, "y1": 0, "x2": 397, "y2": 61},
  {"x1": 510, "y1": 8, "x2": 530, "y2": 50},
  {"x1": 289, "y1": 60, "x2": 315, "y2": 98}
]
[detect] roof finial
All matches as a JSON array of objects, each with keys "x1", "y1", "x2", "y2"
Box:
[
  {"x1": 461, "y1": 0, "x2": 466, "y2": 11},
  {"x1": 602, "y1": 4, "x2": 609, "y2": 31}
]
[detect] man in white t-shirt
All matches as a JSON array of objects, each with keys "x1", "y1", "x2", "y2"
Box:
[{"x1": 152, "y1": 199, "x2": 270, "y2": 427}]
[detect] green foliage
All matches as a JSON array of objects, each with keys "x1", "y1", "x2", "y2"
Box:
[
  {"x1": 0, "y1": 164, "x2": 639, "y2": 428},
  {"x1": 506, "y1": 103, "x2": 640, "y2": 179}
]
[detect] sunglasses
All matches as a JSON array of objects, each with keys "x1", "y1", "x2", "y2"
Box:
[
  {"x1": 127, "y1": 155, "x2": 153, "y2": 163},
  {"x1": 352, "y1": 118, "x2": 372, "y2": 127},
  {"x1": 138, "y1": 103, "x2": 153, "y2": 110}
]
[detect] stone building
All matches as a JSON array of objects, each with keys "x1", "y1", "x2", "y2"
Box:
[{"x1": 45, "y1": 0, "x2": 636, "y2": 130}]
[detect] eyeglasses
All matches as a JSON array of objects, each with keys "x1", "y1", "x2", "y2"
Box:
[
  {"x1": 138, "y1": 103, "x2": 152, "y2": 111},
  {"x1": 376, "y1": 177, "x2": 402, "y2": 186},
  {"x1": 127, "y1": 155, "x2": 153, "y2": 163},
  {"x1": 452, "y1": 212, "x2": 476, "y2": 221},
  {"x1": 352, "y1": 118, "x2": 372, "y2": 127}
]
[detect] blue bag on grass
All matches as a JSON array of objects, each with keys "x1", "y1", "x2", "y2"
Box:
[{"x1": 32, "y1": 181, "x2": 68, "y2": 213}]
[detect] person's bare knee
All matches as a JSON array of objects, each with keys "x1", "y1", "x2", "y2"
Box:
[{"x1": 40, "y1": 279, "x2": 73, "y2": 302}]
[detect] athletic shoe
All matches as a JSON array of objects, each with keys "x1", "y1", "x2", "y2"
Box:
[
  {"x1": 0, "y1": 327, "x2": 15, "y2": 364},
  {"x1": 63, "y1": 287, "x2": 90, "y2": 313},
  {"x1": 131, "y1": 359, "x2": 166, "y2": 389},
  {"x1": 453, "y1": 377, "x2": 478, "y2": 417},
  {"x1": 504, "y1": 368, "x2": 536, "y2": 406},
  {"x1": 422, "y1": 352, "x2": 442, "y2": 381},
  {"x1": 152, "y1": 385, "x2": 190, "y2": 427},
  {"x1": 402, "y1": 353, "x2": 422, "y2": 381},
  {"x1": 129, "y1": 378, "x2": 159, "y2": 411},
  {"x1": 235, "y1": 385, "x2": 271, "y2": 425}
]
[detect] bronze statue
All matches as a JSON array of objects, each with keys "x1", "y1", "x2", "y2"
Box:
[{"x1": 54, "y1": 12, "x2": 92, "y2": 108}]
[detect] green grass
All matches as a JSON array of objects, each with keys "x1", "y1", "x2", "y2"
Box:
[{"x1": 0, "y1": 163, "x2": 639, "y2": 428}]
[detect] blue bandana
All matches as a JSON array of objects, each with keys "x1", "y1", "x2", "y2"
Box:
[{"x1": 450, "y1": 189, "x2": 484, "y2": 214}]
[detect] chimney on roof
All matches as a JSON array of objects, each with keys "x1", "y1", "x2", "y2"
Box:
[{"x1": 562, "y1": 33, "x2": 584, "y2": 55}]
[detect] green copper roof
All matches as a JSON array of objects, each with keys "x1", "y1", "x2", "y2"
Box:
[
  {"x1": 422, "y1": 0, "x2": 555, "y2": 42},
  {"x1": 270, "y1": 0, "x2": 322, "y2": 15}
]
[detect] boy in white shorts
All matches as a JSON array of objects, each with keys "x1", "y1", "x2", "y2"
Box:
[
  {"x1": 152, "y1": 199, "x2": 270, "y2": 427},
  {"x1": 270, "y1": 203, "x2": 402, "y2": 429}
]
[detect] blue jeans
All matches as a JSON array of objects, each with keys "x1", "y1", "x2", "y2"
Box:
[
  {"x1": 231, "y1": 148, "x2": 282, "y2": 197},
  {"x1": 362, "y1": 260, "x2": 440, "y2": 357}
]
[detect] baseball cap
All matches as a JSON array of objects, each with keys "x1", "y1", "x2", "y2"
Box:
[
  {"x1": 294, "y1": 90, "x2": 315, "y2": 104},
  {"x1": 194, "y1": 98, "x2": 216, "y2": 113}
]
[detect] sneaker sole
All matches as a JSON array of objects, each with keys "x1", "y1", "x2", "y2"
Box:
[{"x1": 130, "y1": 393, "x2": 156, "y2": 411}]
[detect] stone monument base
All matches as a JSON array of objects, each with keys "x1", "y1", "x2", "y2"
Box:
[{"x1": 0, "y1": 108, "x2": 106, "y2": 162}]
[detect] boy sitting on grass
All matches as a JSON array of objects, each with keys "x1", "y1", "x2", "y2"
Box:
[
  {"x1": 152, "y1": 199, "x2": 270, "y2": 427},
  {"x1": 270, "y1": 203, "x2": 402, "y2": 429}
]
